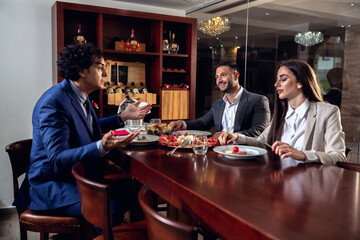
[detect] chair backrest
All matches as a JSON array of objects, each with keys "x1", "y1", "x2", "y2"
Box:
[
  {"x1": 138, "y1": 185, "x2": 196, "y2": 240},
  {"x1": 72, "y1": 162, "x2": 114, "y2": 240},
  {"x1": 5, "y1": 139, "x2": 32, "y2": 199},
  {"x1": 336, "y1": 161, "x2": 360, "y2": 172}
]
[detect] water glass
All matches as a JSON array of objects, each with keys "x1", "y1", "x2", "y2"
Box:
[
  {"x1": 149, "y1": 118, "x2": 161, "y2": 126},
  {"x1": 126, "y1": 119, "x2": 142, "y2": 133},
  {"x1": 192, "y1": 136, "x2": 208, "y2": 155}
]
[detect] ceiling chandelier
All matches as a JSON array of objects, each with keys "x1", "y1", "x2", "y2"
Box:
[
  {"x1": 198, "y1": 16, "x2": 231, "y2": 36},
  {"x1": 294, "y1": 31, "x2": 324, "y2": 47}
]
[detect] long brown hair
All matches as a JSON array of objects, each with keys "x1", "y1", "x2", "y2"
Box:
[{"x1": 267, "y1": 59, "x2": 323, "y2": 144}]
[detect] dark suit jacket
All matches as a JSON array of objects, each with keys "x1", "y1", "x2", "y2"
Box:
[
  {"x1": 185, "y1": 89, "x2": 270, "y2": 137},
  {"x1": 323, "y1": 88, "x2": 342, "y2": 109},
  {"x1": 14, "y1": 79, "x2": 123, "y2": 210}
]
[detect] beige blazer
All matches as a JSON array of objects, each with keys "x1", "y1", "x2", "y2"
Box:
[{"x1": 247, "y1": 101, "x2": 346, "y2": 165}]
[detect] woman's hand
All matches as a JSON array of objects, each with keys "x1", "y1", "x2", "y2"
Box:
[
  {"x1": 272, "y1": 141, "x2": 306, "y2": 161},
  {"x1": 217, "y1": 131, "x2": 238, "y2": 145},
  {"x1": 102, "y1": 130, "x2": 139, "y2": 151}
]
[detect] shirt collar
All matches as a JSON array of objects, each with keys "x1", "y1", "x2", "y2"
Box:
[
  {"x1": 285, "y1": 98, "x2": 309, "y2": 119},
  {"x1": 69, "y1": 79, "x2": 87, "y2": 105},
  {"x1": 223, "y1": 86, "x2": 243, "y2": 105}
]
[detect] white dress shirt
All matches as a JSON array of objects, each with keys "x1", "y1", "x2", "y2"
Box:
[
  {"x1": 281, "y1": 99, "x2": 309, "y2": 150},
  {"x1": 182, "y1": 87, "x2": 243, "y2": 131},
  {"x1": 221, "y1": 87, "x2": 244, "y2": 132}
]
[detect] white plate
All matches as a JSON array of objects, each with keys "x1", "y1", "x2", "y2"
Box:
[
  {"x1": 174, "y1": 130, "x2": 212, "y2": 136},
  {"x1": 213, "y1": 145, "x2": 267, "y2": 160},
  {"x1": 131, "y1": 135, "x2": 159, "y2": 145}
]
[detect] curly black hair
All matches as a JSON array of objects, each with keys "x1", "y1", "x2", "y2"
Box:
[{"x1": 57, "y1": 42, "x2": 103, "y2": 80}]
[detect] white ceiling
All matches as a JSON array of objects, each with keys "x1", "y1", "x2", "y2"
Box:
[{"x1": 111, "y1": 0, "x2": 360, "y2": 47}]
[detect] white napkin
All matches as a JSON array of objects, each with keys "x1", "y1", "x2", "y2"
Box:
[{"x1": 117, "y1": 98, "x2": 151, "y2": 114}]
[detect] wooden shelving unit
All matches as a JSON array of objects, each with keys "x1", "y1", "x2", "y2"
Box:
[{"x1": 52, "y1": 1, "x2": 197, "y2": 120}]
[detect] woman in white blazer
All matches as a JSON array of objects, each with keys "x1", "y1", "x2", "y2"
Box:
[{"x1": 218, "y1": 59, "x2": 346, "y2": 165}]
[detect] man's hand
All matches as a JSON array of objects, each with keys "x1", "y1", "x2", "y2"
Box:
[
  {"x1": 272, "y1": 141, "x2": 306, "y2": 161},
  {"x1": 102, "y1": 130, "x2": 139, "y2": 151},
  {"x1": 120, "y1": 101, "x2": 151, "y2": 122},
  {"x1": 217, "y1": 131, "x2": 238, "y2": 145},
  {"x1": 169, "y1": 120, "x2": 184, "y2": 131}
]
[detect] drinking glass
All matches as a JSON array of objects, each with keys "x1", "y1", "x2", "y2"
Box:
[
  {"x1": 126, "y1": 119, "x2": 142, "y2": 133},
  {"x1": 149, "y1": 118, "x2": 161, "y2": 126},
  {"x1": 192, "y1": 136, "x2": 208, "y2": 155}
]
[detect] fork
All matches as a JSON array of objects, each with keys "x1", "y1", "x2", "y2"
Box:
[
  {"x1": 167, "y1": 139, "x2": 190, "y2": 156},
  {"x1": 257, "y1": 138, "x2": 272, "y2": 149}
]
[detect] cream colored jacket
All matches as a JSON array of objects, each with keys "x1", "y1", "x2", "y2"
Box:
[{"x1": 247, "y1": 101, "x2": 346, "y2": 165}]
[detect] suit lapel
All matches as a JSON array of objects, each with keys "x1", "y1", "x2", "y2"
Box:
[
  {"x1": 234, "y1": 90, "x2": 249, "y2": 132},
  {"x1": 304, "y1": 102, "x2": 317, "y2": 149},
  {"x1": 63, "y1": 80, "x2": 97, "y2": 141},
  {"x1": 90, "y1": 107, "x2": 102, "y2": 140},
  {"x1": 216, "y1": 101, "x2": 226, "y2": 131}
]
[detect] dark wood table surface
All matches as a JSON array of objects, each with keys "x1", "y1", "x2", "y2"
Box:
[{"x1": 121, "y1": 143, "x2": 360, "y2": 240}]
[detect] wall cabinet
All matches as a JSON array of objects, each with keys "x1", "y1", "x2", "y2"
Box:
[{"x1": 52, "y1": 1, "x2": 197, "y2": 120}]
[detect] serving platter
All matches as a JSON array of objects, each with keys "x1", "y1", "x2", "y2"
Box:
[
  {"x1": 213, "y1": 145, "x2": 267, "y2": 160},
  {"x1": 173, "y1": 130, "x2": 212, "y2": 136},
  {"x1": 158, "y1": 134, "x2": 218, "y2": 149}
]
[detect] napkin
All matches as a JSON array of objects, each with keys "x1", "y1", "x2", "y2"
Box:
[{"x1": 103, "y1": 130, "x2": 129, "y2": 136}]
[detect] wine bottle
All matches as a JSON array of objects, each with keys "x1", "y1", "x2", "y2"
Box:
[
  {"x1": 114, "y1": 87, "x2": 122, "y2": 93},
  {"x1": 167, "y1": 33, "x2": 179, "y2": 54},
  {"x1": 120, "y1": 91, "x2": 136, "y2": 113},
  {"x1": 180, "y1": 83, "x2": 190, "y2": 89},
  {"x1": 140, "y1": 82, "x2": 148, "y2": 94},
  {"x1": 131, "y1": 82, "x2": 139, "y2": 94},
  {"x1": 124, "y1": 84, "x2": 131, "y2": 94},
  {"x1": 163, "y1": 30, "x2": 169, "y2": 53},
  {"x1": 74, "y1": 24, "x2": 86, "y2": 44},
  {"x1": 126, "y1": 29, "x2": 140, "y2": 51}
]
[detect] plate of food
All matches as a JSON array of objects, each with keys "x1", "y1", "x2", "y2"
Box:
[
  {"x1": 213, "y1": 145, "x2": 267, "y2": 160},
  {"x1": 173, "y1": 130, "x2": 212, "y2": 136},
  {"x1": 131, "y1": 135, "x2": 159, "y2": 146},
  {"x1": 145, "y1": 123, "x2": 173, "y2": 135},
  {"x1": 158, "y1": 133, "x2": 218, "y2": 148}
]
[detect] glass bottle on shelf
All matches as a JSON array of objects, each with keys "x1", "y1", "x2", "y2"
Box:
[
  {"x1": 167, "y1": 33, "x2": 179, "y2": 54},
  {"x1": 163, "y1": 30, "x2": 169, "y2": 53},
  {"x1": 124, "y1": 83, "x2": 131, "y2": 94},
  {"x1": 120, "y1": 91, "x2": 136, "y2": 113},
  {"x1": 126, "y1": 29, "x2": 140, "y2": 51},
  {"x1": 74, "y1": 24, "x2": 86, "y2": 44},
  {"x1": 179, "y1": 83, "x2": 190, "y2": 89},
  {"x1": 131, "y1": 82, "x2": 139, "y2": 94},
  {"x1": 140, "y1": 82, "x2": 148, "y2": 94}
]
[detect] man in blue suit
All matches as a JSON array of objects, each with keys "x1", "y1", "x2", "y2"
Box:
[
  {"x1": 170, "y1": 61, "x2": 270, "y2": 138},
  {"x1": 14, "y1": 43, "x2": 151, "y2": 221}
]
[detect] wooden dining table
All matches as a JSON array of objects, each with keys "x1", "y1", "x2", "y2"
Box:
[{"x1": 119, "y1": 143, "x2": 360, "y2": 240}]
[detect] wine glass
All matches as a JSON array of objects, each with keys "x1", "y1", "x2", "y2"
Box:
[
  {"x1": 126, "y1": 119, "x2": 142, "y2": 135},
  {"x1": 192, "y1": 136, "x2": 208, "y2": 155}
]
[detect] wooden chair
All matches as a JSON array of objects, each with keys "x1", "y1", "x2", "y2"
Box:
[
  {"x1": 71, "y1": 162, "x2": 147, "y2": 240},
  {"x1": 138, "y1": 185, "x2": 197, "y2": 240},
  {"x1": 5, "y1": 139, "x2": 81, "y2": 240}
]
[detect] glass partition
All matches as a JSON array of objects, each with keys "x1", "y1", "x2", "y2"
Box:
[{"x1": 195, "y1": 0, "x2": 360, "y2": 162}]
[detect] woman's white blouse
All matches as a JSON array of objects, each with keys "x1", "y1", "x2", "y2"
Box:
[{"x1": 281, "y1": 99, "x2": 309, "y2": 150}]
